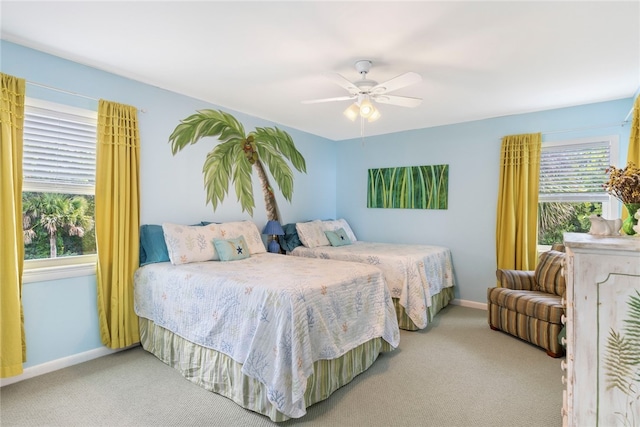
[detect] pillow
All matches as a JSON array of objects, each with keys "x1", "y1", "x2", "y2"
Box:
[
  {"x1": 139, "y1": 224, "x2": 170, "y2": 266},
  {"x1": 162, "y1": 223, "x2": 220, "y2": 265},
  {"x1": 213, "y1": 236, "x2": 250, "y2": 261},
  {"x1": 322, "y1": 218, "x2": 357, "y2": 242},
  {"x1": 280, "y1": 222, "x2": 302, "y2": 252},
  {"x1": 534, "y1": 250, "x2": 566, "y2": 296},
  {"x1": 325, "y1": 228, "x2": 352, "y2": 247},
  {"x1": 296, "y1": 220, "x2": 330, "y2": 248},
  {"x1": 217, "y1": 221, "x2": 266, "y2": 254}
]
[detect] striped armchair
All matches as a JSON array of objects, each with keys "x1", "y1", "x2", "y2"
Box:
[{"x1": 487, "y1": 245, "x2": 566, "y2": 358}]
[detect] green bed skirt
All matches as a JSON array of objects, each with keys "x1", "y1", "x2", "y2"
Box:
[
  {"x1": 138, "y1": 317, "x2": 393, "y2": 422},
  {"x1": 394, "y1": 287, "x2": 455, "y2": 331}
]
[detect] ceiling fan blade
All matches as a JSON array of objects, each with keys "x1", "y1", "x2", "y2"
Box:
[
  {"x1": 326, "y1": 73, "x2": 359, "y2": 94},
  {"x1": 370, "y1": 72, "x2": 422, "y2": 94},
  {"x1": 373, "y1": 94, "x2": 422, "y2": 108},
  {"x1": 301, "y1": 95, "x2": 356, "y2": 104}
]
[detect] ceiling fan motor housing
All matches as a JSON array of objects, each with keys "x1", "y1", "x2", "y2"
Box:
[{"x1": 354, "y1": 60, "x2": 372, "y2": 74}]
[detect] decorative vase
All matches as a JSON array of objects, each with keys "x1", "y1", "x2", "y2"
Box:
[{"x1": 622, "y1": 203, "x2": 640, "y2": 235}]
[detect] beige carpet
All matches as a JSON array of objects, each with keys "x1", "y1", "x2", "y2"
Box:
[{"x1": 0, "y1": 305, "x2": 563, "y2": 427}]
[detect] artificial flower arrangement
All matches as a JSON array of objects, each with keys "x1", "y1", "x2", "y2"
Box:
[
  {"x1": 604, "y1": 163, "x2": 640, "y2": 204},
  {"x1": 604, "y1": 162, "x2": 640, "y2": 235}
]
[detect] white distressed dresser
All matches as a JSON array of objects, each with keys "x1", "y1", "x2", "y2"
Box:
[{"x1": 562, "y1": 233, "x2": 640, "y2": 427}]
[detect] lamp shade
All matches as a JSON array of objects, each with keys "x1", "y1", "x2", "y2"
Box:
[
  {"x1": 262, "y1": 220, "x2": 284, "y2": 236},
  {"x1": 368, "y1": 108, "x2": 381, "y2": 122},
  {"x1": 343, "y1": 103, "x2": 359, "y2": 121},
  {"x1": 359, "y1": 98, "x2": 374, "y2": 118}
]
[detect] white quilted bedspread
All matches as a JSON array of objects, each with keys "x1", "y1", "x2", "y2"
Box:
[
  {"x1": 291, "y1": 242, "x2": 455, "y2": 329},
  {"x1": 133, "y1": 253, "x2": 399, "y2": 419}
]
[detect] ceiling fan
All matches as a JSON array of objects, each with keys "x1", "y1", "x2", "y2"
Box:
[{"x1": 302, "y1": 60, "x2": 423, "y2": 122}]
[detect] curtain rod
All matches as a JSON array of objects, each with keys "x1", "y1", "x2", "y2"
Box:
[
  {"x1": 623, "y1": 86, "x2": 640, "y2": 123},
  {"x1": 542, "y1": 121, "x2": 628, "y2": 136},
  {"x1": 544, "y1": 88, "x2": 639, "y2": 136},
  {"x1": 26, "y1": 80, "x2": 146, "y2": 112},
  {"x1": 26, "y1": 81, "x2": 99, "y2": 101}
]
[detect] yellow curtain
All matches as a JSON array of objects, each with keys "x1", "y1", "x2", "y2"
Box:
[
  {"x1": 95, "y1": 100, "x2": 141, "y2": 349},
  {"x1": 496, "y1": 133, "x2": 541, "y2": 273},
  {"x1": 623, "y1": 95, "x2": 640, "y2": 221},
  {"x1": 628, "y1": 95, "x2": 640, "y2": 165},
  {"x1": 0, "y1": 73, "x2": 26, "y2": 378}
]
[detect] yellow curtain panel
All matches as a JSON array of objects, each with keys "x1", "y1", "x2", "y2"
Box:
[
  {"x1": 0, "y1": 73, "x2": 27, "y2": 378},
  {"x1": 496, "y1": 133, "x2": 541, "y2": 273},
  {"x1": 623, "y1": 95, "x2": 640, "y2": 221},
  {"x1": 629, "y1": 95, "x2": 640, "y2": 166},
  {"x1": 96, "y1": 100, "x2": 141, "y2": 349}
]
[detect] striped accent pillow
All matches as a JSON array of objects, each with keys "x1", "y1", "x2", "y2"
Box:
[{"x1": 534, "y1": 250, "x2": 566, "y2": 296}]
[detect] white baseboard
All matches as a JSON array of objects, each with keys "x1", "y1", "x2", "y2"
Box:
[
  {"x1": 0, "y1": 344, "x2": 137, "y2": 387},
  {"x1": 451, "y1": 298, "x2": 487, "y2": 311}
]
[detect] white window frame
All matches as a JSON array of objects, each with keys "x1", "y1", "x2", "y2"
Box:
[
  {"x1": 540, "y1": 135, "x2": 619, "y2": 219},
  {"x1": 537, "y1": 135, "x2": 619, "y2": 252},
  {"x1": 22, "y1": 98, "x2": 98, "y2": 283}
]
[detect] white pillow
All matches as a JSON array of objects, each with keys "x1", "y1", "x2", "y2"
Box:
[
  {"x1": 162, "y1": 223, "x2": 220, "y2": 265},
  {"x1": 296, "y1": 220, "x2": 330, "y2": 248},
  {"x1": 322, "y1": 218, "x2": 357, "y2": 242},
  {"x1": 217, "y1": 220, "x2": 266, "y2": 254}
]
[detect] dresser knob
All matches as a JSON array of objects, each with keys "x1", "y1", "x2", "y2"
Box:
[
  {"x1": 561, "y1": 375, "x2": 567, "y2": 385},
  {"x1": 561, "y1": 337, "x2": 567, "y2": 346},
  {"x1": 561, "y1": 360, "x2": 567, "y2": 371},
  {"x1": 561, "y1": 314, "x2": 566, "y2": 324}
]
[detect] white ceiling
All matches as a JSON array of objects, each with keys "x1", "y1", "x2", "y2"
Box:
[{"x1": 2, "y1": 1, "x2": 639, "y2": 141}]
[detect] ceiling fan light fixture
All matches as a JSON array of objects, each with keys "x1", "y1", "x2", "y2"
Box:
[
  {"x1": 343, "y1": 103, "x2": 359, "y2": 121},
  {"x1": 359, "y1": 98, "x2": 374, "y2": 118},
  {"x1": 368, "y1": 108, "x2": 381, "y2": 122}
]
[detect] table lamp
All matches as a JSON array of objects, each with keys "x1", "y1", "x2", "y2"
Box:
[{"x1": 262, "y1": 220, "x2": 285, "y2": 253}]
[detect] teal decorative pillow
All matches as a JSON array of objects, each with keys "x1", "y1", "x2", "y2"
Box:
[
  {"x1": 139, "y1": 224, "x2": 170, "y2": 266},
  {"x1": 281, "y1": 223, "x2": 302, "y2": 252},
  {"x1": 213, "y1": 236, "x2": 251, "y2": 261},
  {"x1": 322, "y1": 218, "x2": 358, "y2": 242},
  {"x1": 324, "y1": 228, "x2": 352, "y2": 247}
]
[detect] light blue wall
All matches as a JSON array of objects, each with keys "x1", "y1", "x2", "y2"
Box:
[
  {"x1": 1, "y1": 40, "x2": 336, "y2": 368},
  {"x1": 1, "y1": 39, "x2": 635, "y2": 371},
  {"x1": 22, "y1": 276, "x2": 102, "y2": 367},
  {"x1": 335, "y1": 100, "x2": 633, "y2": 304}
]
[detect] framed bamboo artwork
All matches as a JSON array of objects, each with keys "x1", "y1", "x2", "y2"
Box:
[{"x1": 367, "y1": 164, "x2": 449, "y2": 209}]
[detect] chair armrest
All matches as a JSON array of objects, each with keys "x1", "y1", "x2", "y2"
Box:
[{"x1": 496, "y1": 269, "x2": 536, "y2": 291}]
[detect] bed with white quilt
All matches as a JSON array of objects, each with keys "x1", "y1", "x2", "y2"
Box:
[
  {"x1": 283, "y1": 219, "x2": 455, "y2": 331},
  {"x1": 134, "y1": 220, "x2": 399, "y2": 422}
]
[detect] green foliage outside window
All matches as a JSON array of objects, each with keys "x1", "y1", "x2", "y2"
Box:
[
  {"x1": 22, "y1": 192, "x2": 96, "y2": 260},
  {"x1": 538, "y1": 202, "x2": 602, "y2": 245}
]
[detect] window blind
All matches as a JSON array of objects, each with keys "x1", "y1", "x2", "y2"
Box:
[
  {"x1": 539, "y1": 140, "x2": 610, "y2": 202},
  {"x1": 23, "y1": 100, "x2": 97, "y2": 195}
]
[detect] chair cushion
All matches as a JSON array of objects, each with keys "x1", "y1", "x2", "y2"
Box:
[
  {"x1": 487, "y1": 287, "x2": 564, "y2": 324},
  {"x1": 534, "y1": 250, "x2": 566, "y2": 296}
]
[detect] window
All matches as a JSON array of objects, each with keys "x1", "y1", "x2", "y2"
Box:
[
  {"x1": 538, "y1": 135, "x2": 619, "y2": 248},
  {"x1": 22, "y1": 98, "x2": 98, "y2": 282}
]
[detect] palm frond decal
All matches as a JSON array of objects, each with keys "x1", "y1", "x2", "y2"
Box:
[{"x1": 168, "y1": 109, "x2": 306, "y2": 220}]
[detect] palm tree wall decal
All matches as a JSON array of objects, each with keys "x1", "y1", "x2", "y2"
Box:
[{"x1": 168, "y1": 109, "x2": 307, "y2": 222}]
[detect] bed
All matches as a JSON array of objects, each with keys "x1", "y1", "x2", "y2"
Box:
[
  {"x1": 134, "y1": 221, "x2": 400, "y2": 422},
  {"x1": 283, "y1": 219, "x2": 455, "y2": 331}
]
